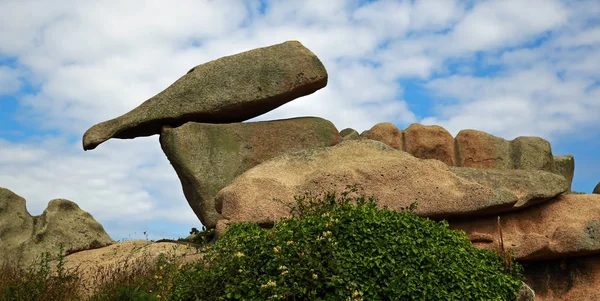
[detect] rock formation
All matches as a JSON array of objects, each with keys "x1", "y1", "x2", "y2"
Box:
[
  {"x1": 594, "y1": 181, "x2": 600, "y2": 194},
  {"x1": 77, "y1": 40, "x2": 597, "y2": 299},
  {"x1": 160, "y1": 117, "x2": 341, "y2": 228},
  {"x1": 214, "y1": 139, "x2": 568, "y2": 234},
  {"x1": 0, "y1": 187, "x2": 115, "y2": 269},
  {"x1": 448, "y1": 193, "x2": 600, "y2": 261},
  {"x1": 83, "y1": 40, "x2": 328, "y2": 150}
]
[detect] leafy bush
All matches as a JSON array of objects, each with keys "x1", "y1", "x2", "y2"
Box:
[
  {"x1": 178, "y1": 227, "x2": 215, "y2": 246},
  {"x1": 168, "y1": 184, "x2": 525, "y2": 301}
]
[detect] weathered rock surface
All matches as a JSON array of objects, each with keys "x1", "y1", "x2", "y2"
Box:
[
  {"x1": 455, "y1": 130, "x2": 558, "y2": 174},
  {"x1": 83, "y1": 40, "x2": 328, "y2": 150},
  {"x1": 160, "y1": 117, "x2": 341, "y2": 228},
  {"x1": 0, "y1": 187, "x2": 115, "y2": 269},
  {"x1": 404, "y1": 123, "x2": 455, "y2": 166},
  {"x1": 447, "y1": 167, "x2": 568, "y2": 209},
  {"x1": 448, "y1": 194, "x2": 600, "y2": 261},
  {"x1": 356, "y1": 124, "x2": 574, "y2": 189},
  {"x1": 360, "y1": 122, "x2": 403, "y2": 150},
  {"x1": 214, "y1": 139, "x2": 567, "y2": 235},
  {"x1": 339, "y1": 128, "x2": 359, "y2": 140},
  {"x1": 554, "y1": 155, "x2": 574, "y2": 191},
  {"x1": 520, "y1": 253, "x2": 600, "y2": 301},
  {"x1": 455, "y1": 129, "x2": 512, "y2": 169},
  {"x1": 594, "y1": 181, "x2": 600, "y2": 194},
  {"x1": 511, "y1": 136, "x2": 557, "y2": 172},
  {"x1": 47, "y1": 240, "x2": 206, "y2": 299}
]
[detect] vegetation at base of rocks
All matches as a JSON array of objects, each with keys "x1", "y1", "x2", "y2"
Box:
[
  {"x1": 0, "y1": 230, "x2": 213, "y2": 300},
  {"x1": 179, "y1": 226, "x2": 216, "y2": 245},
  {"x1": 0, "y1": 184, "x2": 524, "y2": 300},
  {"x1": 167, "y1": 184, "x2": 525, "y2": 300}
]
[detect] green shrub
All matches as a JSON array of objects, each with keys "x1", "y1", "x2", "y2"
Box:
[
  {"x1": 168, "y1": 184, "x2": 525, "y2": 301},
  {"x1": 178, "y1": 227, "x2": 215, "y2": 246}
]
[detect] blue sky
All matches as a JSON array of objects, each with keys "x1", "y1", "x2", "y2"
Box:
[{"x1": 1, "y1": 0, "x2": 599, "y2": 242}]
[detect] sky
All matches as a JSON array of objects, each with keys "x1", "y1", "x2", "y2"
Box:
[{"x1": 0, "y1": 0, "x2": 599, "y2": 242}]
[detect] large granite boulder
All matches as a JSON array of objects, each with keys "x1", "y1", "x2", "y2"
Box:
[
  {"x1": 594, "y1": 181, "x2": 600, "y2": 194},
  {"x1": 404, "y1": 123, "x2": 456, "y2": 166},
  {"x1": 360, "y1": 122, "x2": 403, "y2": 150},
  {"x1": 83, "y1": 40, "x2": 328, "y2": 150},
  {"x1": 0, "y1": 187, "x2": 115, "y2": 269},
  {"x1": 160, "y1": 117, "x2": 341, "y2": 228},
  {"x1": 454, "y1": 129, "x2": 512, "y2": 169},
  {"x1": 214, "y1": 139, "x2": 567, "y2": 235},
  {"x1": 447, "y1": 194, "x2": 600, "y2": 261}
]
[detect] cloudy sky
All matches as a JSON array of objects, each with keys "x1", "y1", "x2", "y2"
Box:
[{"x1": 1, "y1": 0, "x2": 599, "y2": 242}]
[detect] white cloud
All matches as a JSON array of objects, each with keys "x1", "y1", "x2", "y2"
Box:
[
  {"x1": 409, "y1": 0, "x2": 466, "y2": 32},
  {"x1": 442, "y1": 0, "x2": 569, "y2": 55}
]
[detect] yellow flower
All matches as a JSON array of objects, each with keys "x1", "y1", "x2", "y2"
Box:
[
  {"x1": 235, "y1": 251, "x2": 244, "y2": 257},
  {"x1": 260, "y1": 280, "x2": 277, "y2": 289},
  {"x1": 312, "y1": 273, "x2": 318, "y2": 279},
  {"x1": 273, "y1": 246, "x2": 281, "y2": 253},
  {"x1": 286, "y1": 240, "x2": 294, "y2": 245}
]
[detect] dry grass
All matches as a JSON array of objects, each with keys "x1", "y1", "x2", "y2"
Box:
[{"x1": 0, "y1": 231, "x2": 212, "y2": 301}]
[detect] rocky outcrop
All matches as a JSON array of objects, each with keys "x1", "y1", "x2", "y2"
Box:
[
  {"x1": 594, "y1": 181, "x2": 600, "y2": 194},
  {"x1": 76, "y1": 38, "x2": 596, "y2": 298},
  {"x1": 353, "y1": 123, "x2": 574, "y2": 189},
  {"x1": 160, "y1": 117, "x2": 341, "y2": 228},
  {"x1": 0, "y1": 187, "x2": 114, "y2": 269},
  {"x1": 447, "y1": 194, "x2": 600, "y2": 261},
  {"x1": 214, "y1": 139, "x2": 568, "y2": 235},
  {"x1": 83, "y1": 40, "x2": 328, "y2": 150}
]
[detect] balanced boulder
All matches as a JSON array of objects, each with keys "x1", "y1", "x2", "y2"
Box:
[
  {"x1": 214, "y1": 139, "x2": 567, "y2": 235},
  {"x1": 83, "y1": 40, "x2": 328, "y2": 150},
  {"x1": 160, "y1": 117, "x2": 341, "y2": 228},
  {"x1": 0, "y1": 187, "x2": 114, "y2": 269}
]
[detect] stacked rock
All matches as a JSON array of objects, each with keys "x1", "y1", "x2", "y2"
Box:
[{"x1": 81, "y1": 40, "x2": 598, "y2": 300}]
